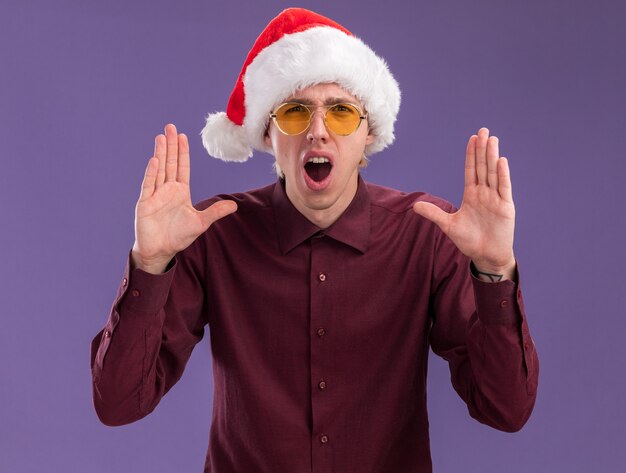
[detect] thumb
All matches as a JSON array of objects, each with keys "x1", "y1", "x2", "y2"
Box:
[
  {"x1": 412, "y1": 201, "x2": 451, "y2": 232},
  {"x1": 199, "y1": 200, "x2": 238, "y2": 229}
]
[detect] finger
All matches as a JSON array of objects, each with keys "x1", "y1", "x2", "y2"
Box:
[
  {"x1": 177, "y1": 133, "x2": 190, "y2": 185},
  {"x1": 497, "y1": 157, "x2": 513, "y2": 202},
  {"x1": 155, "y1": 134, "x2": 166, "y2": 188},
  {"x1": 165, "y1": 123, "x2": 178, "y2": 183},
  {"x1": 412, "y1": 201, "x2": 451, "y2": 234},
  {"x1": 475, "y1": 127, "x2": 489, "y2": 185},
  {"x1": 464, "y1": 135, "x2": 478, "y2": 188},
  {"x1": 139, "y1": 157, "x2": 158, "y2": 202},
  {"x1": 199, "y1": 200, "x2": 238, "y2": 229},
  {"x1": 486, "y1": 135, "x2": 499, "y2": 189}
]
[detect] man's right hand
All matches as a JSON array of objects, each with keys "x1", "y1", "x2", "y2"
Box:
[{"x1": 131, "y1": 124, "x2": 238, "y2": 274}]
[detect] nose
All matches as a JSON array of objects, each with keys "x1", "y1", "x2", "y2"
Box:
[{"x1": 306, "y1": 108, "x2": 329, "y2": 143}]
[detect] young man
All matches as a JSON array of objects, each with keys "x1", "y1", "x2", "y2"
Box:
[{"x1": 91, "y1": 8, "x2": 538, "y2": 473}]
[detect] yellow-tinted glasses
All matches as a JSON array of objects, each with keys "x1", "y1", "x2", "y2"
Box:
[{"x1": 269, "y1": 102, "x2": 367, "y2": 136}]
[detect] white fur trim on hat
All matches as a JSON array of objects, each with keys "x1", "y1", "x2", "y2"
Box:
[{"x1": 201, "y1": 112, "x2": 253, "y2": 162}]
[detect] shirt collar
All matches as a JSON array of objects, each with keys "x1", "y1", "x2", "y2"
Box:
[{"x1": 273, "y1": 175, "x2": 371, "y2": 255}]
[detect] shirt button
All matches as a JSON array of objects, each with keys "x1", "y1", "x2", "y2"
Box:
[
  {"x1": 318, "y1": 273, "x2": 327, "y2": 282},
  {"x1": 122, "y1": 278, "x2": 128, "y2": 287},
  {"x1": 499, "y1": 299, "x2": 509, "y2": 308},
  {"x1": 318, "y1": 380, "x2": 327, "y2": 390},
  {"x1": 131, "y1": 289, "x2": 140, "y2": 297},
  {"x1": 104, "y1": 330, "x2": 111, "y2": 338},
  {"x1": 317, "y1": 328, "x2": 326, "y2": 337},
  {"x1": 320, "y1": 434, "x2": 329, "y2": 444}
]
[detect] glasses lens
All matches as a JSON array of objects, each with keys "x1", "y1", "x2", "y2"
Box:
[
  {"x1": 274, "y1": 103, "x2": 311, "y2": 135},
  {"x1": 326, "y1": 103, "x2": 362, "y2": 135}
]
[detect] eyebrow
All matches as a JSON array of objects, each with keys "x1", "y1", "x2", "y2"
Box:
[{"x1": 287, "y1": 96, "x2": 358, "y2": 106}]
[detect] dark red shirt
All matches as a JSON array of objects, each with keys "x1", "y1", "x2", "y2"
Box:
[{"x1": 91, "y1": 178, "x2": 538, "y2": 473}]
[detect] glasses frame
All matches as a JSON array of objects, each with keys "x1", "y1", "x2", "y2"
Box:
[{"x1": 269, "y1": 102, "x2": 368, "y2": 136}]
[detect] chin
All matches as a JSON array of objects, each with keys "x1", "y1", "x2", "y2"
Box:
[{"x1": 301, "y1": 192, "x2": 337, "y2": 210}]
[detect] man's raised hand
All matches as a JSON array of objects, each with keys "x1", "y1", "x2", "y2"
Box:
[
  {"x1": 131, "y1": 124, "x2": 237, "y2": 274},
  {"x1": 412, "y1": 128, "x2": 516, "y2": 281}
]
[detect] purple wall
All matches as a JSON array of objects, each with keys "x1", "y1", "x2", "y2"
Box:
[{"x1": 2, "y1": 0, "x2": 625, "y2": 471}]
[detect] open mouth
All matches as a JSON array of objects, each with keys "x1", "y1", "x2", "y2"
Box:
[{"x1": 304, "y1": 156, "x2": 333, "y2": 182}]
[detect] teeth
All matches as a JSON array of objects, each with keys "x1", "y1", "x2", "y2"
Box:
[{"x1": 307, "y1": 156, "x2": 330, "y2": 164}]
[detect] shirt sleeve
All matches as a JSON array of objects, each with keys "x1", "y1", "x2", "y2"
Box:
[
  {"x1": 90, "y1": 242, "x2": 207, "y2": 426},
  {"x1": 428, "y1": 232, "x2": 539, "y2": 432}
]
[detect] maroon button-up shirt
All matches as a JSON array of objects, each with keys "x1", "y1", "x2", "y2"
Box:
[{"x1": 91, "y1": 178, "x2": 538, "y2": 473}]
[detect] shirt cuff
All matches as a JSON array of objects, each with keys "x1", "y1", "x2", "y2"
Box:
[
  {"x1": 120, "y1": 255, "x2": 177, "y2": 314},
  {"x1": 470, "y1": 262, "x2": 522, "y2": 325}
]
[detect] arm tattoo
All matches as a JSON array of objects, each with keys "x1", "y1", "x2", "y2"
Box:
[{"x1": 476, "y1": 270, "x2": 503, "y2": 282}]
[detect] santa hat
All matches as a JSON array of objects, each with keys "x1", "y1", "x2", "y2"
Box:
[{"x1": 201, "y1": 7, "x2": 401, "y2": 162}]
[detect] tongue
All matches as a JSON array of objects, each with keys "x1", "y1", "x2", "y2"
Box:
[{"x1": 305, "y1": 162, "x2": 332, "y2": 182}]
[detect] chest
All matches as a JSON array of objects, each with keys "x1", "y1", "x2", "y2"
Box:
[{"x1": 206, "y1": 231, "x2": 434, "y2": 352}]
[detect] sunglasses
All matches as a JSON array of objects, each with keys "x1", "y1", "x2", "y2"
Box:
[{"x1": 269, "y1": 102, "x2": 367, "y2": 136}]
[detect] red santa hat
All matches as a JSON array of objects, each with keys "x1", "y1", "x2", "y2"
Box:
[{"x1": 201, "y1": 7, "x2": 401, "y2": 162}]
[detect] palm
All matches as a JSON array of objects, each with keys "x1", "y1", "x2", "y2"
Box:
[
  {"x1": 136, "y1": 182, "x2": 203, "y2": 258},
  {"x1": 413, "y1": 128, "x2": 515, "y2": 272},
  {"x1": 132, "y1": 124, "x2": 237, "y2": 272}
]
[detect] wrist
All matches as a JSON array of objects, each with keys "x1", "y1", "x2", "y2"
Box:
[
  {"x1": 131, "y1": 247, "x2": 173, "y2": 275},
  {"x1": 471, "y1": 258, "x2": 516, "y2": 282}
]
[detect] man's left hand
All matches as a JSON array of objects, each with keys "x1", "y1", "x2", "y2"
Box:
[{"x1": 413, "y1": 127, "x2": 516, "y2": 281}]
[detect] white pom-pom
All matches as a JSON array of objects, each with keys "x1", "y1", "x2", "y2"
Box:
[{"x1": 201, "y1": 112, "x2": 253, "y2": 162}]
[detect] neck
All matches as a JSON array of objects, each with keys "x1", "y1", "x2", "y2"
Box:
[{"x1": 300, "y1": 204, "x2": 349, "y2": 230}]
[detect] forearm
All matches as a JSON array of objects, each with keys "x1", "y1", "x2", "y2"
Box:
[
  {"x1": 455, "y1": 275, "x2": 538, "y2": 432},
  {"x1": 431, "y1": 248, "x2": 538, "y2": 432},
  {"x1": 91, "y1": 259, "x2": 175, "y2": 426},
  {"x1": 92, "y1": 252, "x2": 208, "y2": 429},
  {"x1": 91, "y1": 311, "x2": 166, "y2": 426}
]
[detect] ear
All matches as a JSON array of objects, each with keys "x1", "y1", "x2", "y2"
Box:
[
  {"x1": 365, "y1": 131, "x2": 375, "y2": 146},
  {"x1": 264, "y1": 124, "x2": 273, "y2": 149}
]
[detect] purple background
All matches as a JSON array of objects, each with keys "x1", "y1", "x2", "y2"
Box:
[{"x1": 1, "y1": 0, "x2": 625, "y2": 471}]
